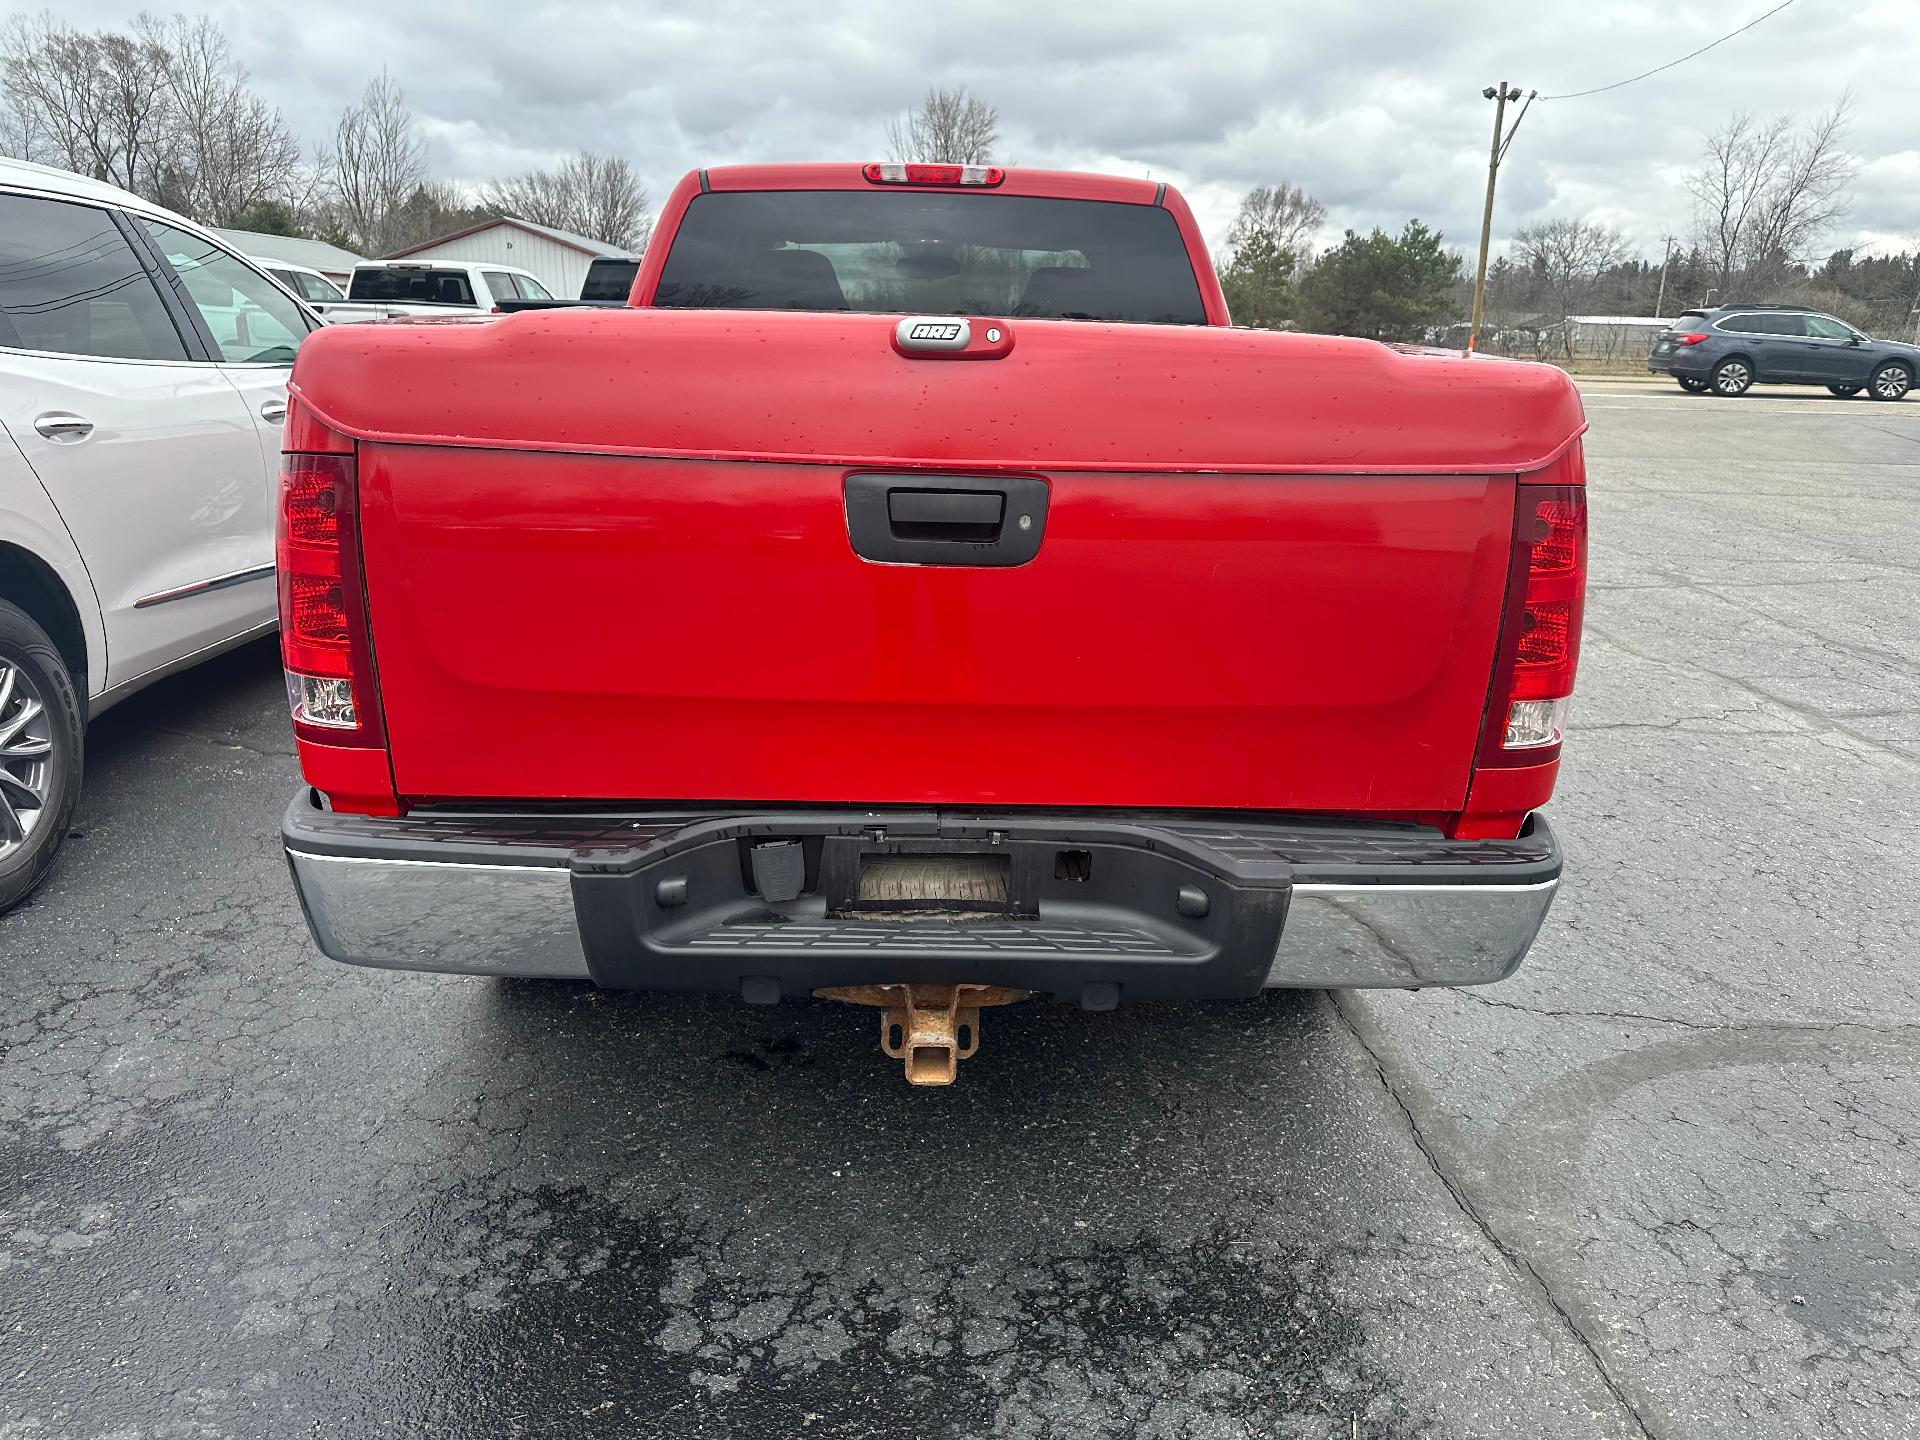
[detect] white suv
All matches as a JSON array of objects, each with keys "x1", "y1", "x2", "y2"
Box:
[{"x1": 0, "y1": 158, "x2": 322, "y2": 911}]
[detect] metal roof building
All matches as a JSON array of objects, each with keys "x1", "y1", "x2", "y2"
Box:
[
  {"x1": 383, "y1": 217, "x2": 642, "y2": 301},
  {"x1": 210, "y1": 228, "x2": 366, "y2": 285}
]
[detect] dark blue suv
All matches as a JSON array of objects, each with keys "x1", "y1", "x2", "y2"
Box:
[{"x1": 1647, "y1": 304, "x2": 1916, "y2": 401}]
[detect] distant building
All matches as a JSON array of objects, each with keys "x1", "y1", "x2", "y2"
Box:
[
  {"x1": 210, "y1": 228, "x2": 365, "y2": 287},
  {"x1": 382, "y1": 217, "x2": 643, "y2": 300},
  {"x1": 1563, "y1": 316, "x2": 1677, "y2": 362}
]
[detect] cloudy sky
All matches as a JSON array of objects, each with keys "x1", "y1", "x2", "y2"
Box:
[{"x1": 28, "y1": 0, "x2": 1920, "y2": 261}]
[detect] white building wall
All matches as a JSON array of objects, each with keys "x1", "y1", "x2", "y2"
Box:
[{"x1": 398, "y1": 226, "x2": 594, "y2": 298}]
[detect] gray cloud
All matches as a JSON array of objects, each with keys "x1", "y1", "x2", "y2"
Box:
[{"x1": 30, "y1": 0, "x2": 1920, "y2": 256}]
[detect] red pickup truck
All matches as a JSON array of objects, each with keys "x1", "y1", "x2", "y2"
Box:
[{"x1": 276, "y1": 162, "x2": 1586, "y2": 1083}]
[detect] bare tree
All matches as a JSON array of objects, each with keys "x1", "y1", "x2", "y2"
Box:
[
  {"x1": 0, "y1": 11, "x2": 173, "y2": 189},
  {"x1": 0, "y1": 101, "x2": 30, "y2": 161},
  {"x1": 2, "y1": 13, "x2": 96, "y2": 172},
  {"x1": 157, "y1": 15, "x2": 303, "y2": 226},
  {"x1": 1687, "y1": 94, "x2": 1856, "y2": 291},
  {"x1": 94, "y1": 16, "x2": 176, "y2": 193},
  {"x1": 1744, "y1": 96, "x2": 1856, "y2": 283},
  {"x1": 480, "y1": 152, "x2": 651, "y2": 249},
  {"x1": 1511, "y1": 217, "x2": 1633, "y2": 323},
  {"x1": 327, "y1": 70, "x2": 427, "y2": 254},
  {"x1": 2, "y1": 12, "x2": 305, "y2": 226},
  {"x1": 884, "y1": 85, "x2": 998, "y2": 164},
  {"x1": 1225, "y1": 183, "x2": 1326, "y2": 265}
]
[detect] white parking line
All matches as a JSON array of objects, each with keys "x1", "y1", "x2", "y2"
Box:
[{"x1": 1581, "y1": 402, "x2": 1879, "y2": 414}]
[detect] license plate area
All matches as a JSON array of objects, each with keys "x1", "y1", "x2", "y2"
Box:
[
  {"x1": 847, "y1": 853, "x2": 1011, "y2": 916},
  {"x1": 825, "y1": 837, "x2": 1031, "y2": 919}
]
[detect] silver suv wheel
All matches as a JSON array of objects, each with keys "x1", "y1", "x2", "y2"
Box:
[
  {"x1": 0, "y1": 656, "x2": 54, "y2": 858},
  {"x1": 1712, "y1": 360, "x2": 1752, "y2": 396}
]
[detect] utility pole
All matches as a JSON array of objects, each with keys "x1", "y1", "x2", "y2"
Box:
[
  {"x1": 1468, "y1": 81, "x2": 1533, "y2": 354},
  {"x1": 1654, "y1": 235, "x2": 1676, "y2": 319},
  {"x1": 1468, "y1": 82, "x2": 1513, "y2": 353}
]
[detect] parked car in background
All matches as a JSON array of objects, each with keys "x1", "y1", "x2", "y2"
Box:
[
  {"x1": 314, "y1": 261, "x2": 553, "y2": 323},
  {"x1": 0, "y1": 158, "x2": 321, "y2": 911},
  {"x1": 1648, "y1": 303, "x2": 1916, "y2": 400},
  {"x1": 256, "y1": 258, "x2": 347, "y2": 310}
]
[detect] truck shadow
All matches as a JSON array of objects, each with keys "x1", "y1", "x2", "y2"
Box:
[{"x1": 374, "y1": 977, "x2": 1424, "y2": 1436}]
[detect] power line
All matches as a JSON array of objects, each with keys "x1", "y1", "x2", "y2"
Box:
[{"x1": 1539, "y1": 0, "x2": 1798, "y2": 101}]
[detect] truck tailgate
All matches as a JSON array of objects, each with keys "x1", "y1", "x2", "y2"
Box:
[{"x1": 297, "y1": 309, "x2": 1585, "y2": 814}]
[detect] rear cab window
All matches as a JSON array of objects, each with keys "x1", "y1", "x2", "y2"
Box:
[
  {"x1": 581, "y1": 260, "x2": 639, "y2": 302},
  {"x1": 348, "y1": 266, "x2": 477, "y2": 305},
  {"x1": 653, "y1": 190, "x2": 1207, "y2": 324}
]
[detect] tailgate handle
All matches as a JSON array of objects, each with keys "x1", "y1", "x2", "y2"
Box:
[
  {"x1": 846, "y1": 474, "x2": 1049, "y2": 568},
  {"x1": 888, "y1": 488, "x2": 1004, "y2": 539}
]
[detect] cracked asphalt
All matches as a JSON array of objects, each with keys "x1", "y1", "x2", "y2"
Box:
[{"x1": 4, "y1": 380, "x2": 1918, "y2": 1437}]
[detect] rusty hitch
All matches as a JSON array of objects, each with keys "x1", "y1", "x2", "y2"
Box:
[{"x1": 816, "y1": 983, "x2": 1032, "y2": 1086}]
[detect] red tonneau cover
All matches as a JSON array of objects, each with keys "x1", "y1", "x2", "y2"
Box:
[{"x1": 290, "y1": 308, "x2": 1585, "y2": 476}]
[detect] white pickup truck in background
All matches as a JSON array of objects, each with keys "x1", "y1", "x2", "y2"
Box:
[{"x1": 310, "y1": 261, "x2": 554, "y2": 323}]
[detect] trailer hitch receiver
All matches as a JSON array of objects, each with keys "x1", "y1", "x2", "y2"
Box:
[{"x1": 816, "y1": 983, "x2": 1031, "y2": 1085}]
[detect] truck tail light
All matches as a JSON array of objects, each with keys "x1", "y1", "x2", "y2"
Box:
[
  {"x1": 863, "y1": 162, "x2": 1005, "y2": 187},
  {"x1": 277, "y1": 426, "x2": 386, "y2": 750},
  {"x1": 1478, "y1": 483, "x2": 1587, "y2": 767}
]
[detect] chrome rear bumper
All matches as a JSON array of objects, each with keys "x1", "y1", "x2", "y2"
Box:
[
  {"x1": 290, "y1": 852, "x2": 588, "y2": 979},
  {"x1": 284, "y1": 794, "x2": 1560, "y2": 995}
]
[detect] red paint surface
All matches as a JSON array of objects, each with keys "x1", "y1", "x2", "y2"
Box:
[
  {"x1": 354, "y1": 445, "x2": 1520, "y2": 811},
  {"x1": 290, "y1": 308, "x2": 1584, "y2": 477},
  {"x1": 285, "y1": 165, "x2": 1588, "y2": 829}
]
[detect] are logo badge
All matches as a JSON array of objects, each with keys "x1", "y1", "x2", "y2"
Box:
[{"x1": 894, "y1": 316, "x2": 972, "y2": 352}]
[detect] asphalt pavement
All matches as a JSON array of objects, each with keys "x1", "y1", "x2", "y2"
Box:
[{"x1": 4, "y1": 379, "x2": 1918, "y2": 1437}]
